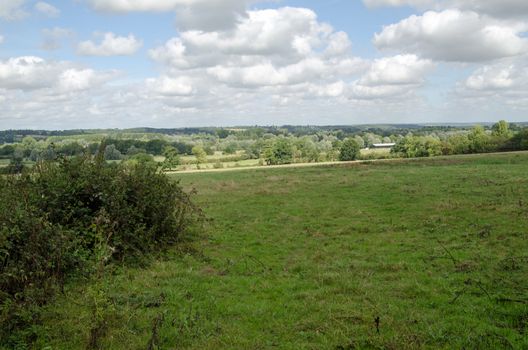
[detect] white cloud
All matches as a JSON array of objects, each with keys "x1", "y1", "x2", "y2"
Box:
[
  {"x1": 0, "y1": 35, "x2": 4, "y2": 44},
  {"x1": 145, "y1": 7, "x2": 432, "y2": 114},
  {"x1": 374, "y1": 9, "x2": 528, "y2": 62},
  {"x1": 88, "y1": 0, "x2": 205, "y2": 12},
  {"x1": 58, "y1": 68, "x2": 116, "y2": 92},
  {"x1": 458, "y1": 56, "x2": 528, "y2": 94},
  {"x1": 358, "y1": 54, "x2": 433, "y2": 86},
  {"x1": 179, "y1": 7, "x2": 327, "y2": 56},
  {"x1": 145, "y1": 76, "x2": 196, "y2": 96},
  {"x1": 41, "y1": 27, "x2": 74, "y2": 50},
  {"x1": 0, "y1": 0, "x2": 27, "y2": 20},
  {"x1": 464, "y1": 65, "x2": 516, "y2": 91},
  {"x1": 77, "y1": 32, "x2": 143, "y2": 56},
  {"x1": 0, "y1": 56, "x2": 117, "y2": 91},
  {"x1": 457, "y1": 0, "x2": 528, "y2": 18},
  {"x1": 149, "y1": 7, "x2": 364, "y2": 89},
  {"x1": 0, "y1": 56, "x2": 60, "y2": 90},
  {"x1": 88, "y1": 0, "x2": 254, "y2": 31},
  {"x1": 350, "y1": 54, "x2": 434, "y2": 99},
  {"x1": 206, "y1": 58, "x2": 331, "y2": 87},
  {"x1": 451, "y1": 55, "x2": 528, "y2": 112},
  {"x1": 34, "y1": 1, "x2": 60, "y2": 18},
  {"x1": 364, "y1": 0, "x2": 528, "y2": 18},
  {"x1": 364, "y1": 0, "x2": 432, "y2": 8}
]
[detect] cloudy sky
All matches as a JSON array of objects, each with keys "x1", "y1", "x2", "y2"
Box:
[{"x1": 1, "y1": 0, "x2": 528, "y2": 129}]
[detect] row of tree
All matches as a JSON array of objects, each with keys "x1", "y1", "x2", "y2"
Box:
[
  {"x1": 392, "y1": 121, "x2": 528, "y2": 158},
  {"x1": 1, "y1": 121, "x2": 527, "y2": 170}
]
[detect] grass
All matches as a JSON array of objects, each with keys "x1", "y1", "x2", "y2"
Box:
[
  {"x1": 360, "y1": 148, "x2": 392, "y2": 158},
  {"x1": 0, "y1": 159, "x2": 35, "y2": 168},
  {"x1": 33, "y1": 152, "x2": 528, "y2": 349}
]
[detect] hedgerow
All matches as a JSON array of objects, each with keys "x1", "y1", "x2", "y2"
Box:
[{"x1": 0, "y1": 146, "x2": 199, "y2": 346}]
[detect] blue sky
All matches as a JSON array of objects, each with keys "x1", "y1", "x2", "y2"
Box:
[{"x1": 1, "y1": 0, "x2": 528, "y2": 129}]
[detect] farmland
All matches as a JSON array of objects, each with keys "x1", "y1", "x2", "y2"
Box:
[{"x1": 33, "y1": 152, "x2": 528, "y2": 349}]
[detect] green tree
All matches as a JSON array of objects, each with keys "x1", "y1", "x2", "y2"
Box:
[
  {"x1": 263, "y1": 138, "x2": 294, "y2": 165},
  {"x1": 161, "y1": 146, "x2": 180, "y2": 171},
  {"x1": 21, "y1": 136, "x2": 37, "y2": 151},
  {"x1": 339, "y1": 138, "x2": 360, "y2": 161},
  {"x1": 508, "y1": 128, "x2": 528, "y2": 150},
  {"x1": 223, "y1": 143, "x2": 237, "y2": 155},
  {"x1": 128, "y1": 152, "x2": 157, "y2": 168},
  {"x1": 104, "y1": 144, "x2": 123, "y2": 161},
  {"x1": 353, "y1": 135, "x2": 365, "y2": 149},
  {"x1": 468, "y1": 125, "x2": 493, "y2": 153},
  {"x1": 192, "y1": 145, "x2": 207, "y2": 169},
  {"x1": 492, "y1": 120, "x2": 512, "y2": 137}
]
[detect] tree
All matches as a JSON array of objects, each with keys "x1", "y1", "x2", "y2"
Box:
[
  {"x1": 5, "y1": 157, "x2": 24, "y2": 174},
  {"x1": 192, "y1": 145, "x2": 207, "y2": 169},
  {"x1": 295, "y1": 138, "x2": 319, "y2": 162},
  {"x1": 353, "y1": 135, "x2": 365, "y2": 149},
  {"x1": 508, "y1": 128, "x2": 528, "y2": 150},
  {"x1": 161, "y1": 146, "x2": 180, "y2": 171},
  {"x1": 392, "y1": 136, "x2": 443, "y2": 158},
  {"x1": 339, "y1": 138, "x2": 360, "y2": 161},
  {"x1": 468, "y1": 125, "x2": 493, "y2": 153},
  {"x1": 104, "y1": 144, "x2": 124, "y2": 160},
  {"x1": 263, "y1": 138, "x2": 294, "y2": 165},
  {"x1": 21, "y1": 136, "x2": 37, "y2": 151},
  {"x1": 492, "y1": 120, "x2": 512, "y2": 137},
  {"x1": 223, "y1": 143, "x2": 237, "y2": 154}
]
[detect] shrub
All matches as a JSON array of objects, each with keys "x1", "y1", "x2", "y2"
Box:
[
  {"x1": 339, "y1": 138, "x2": 360, "y2": 161},
  {"x1": 0, "y1": 147, "x2": 199, "y2": 345},
  {"x1": 263, "y1": 138, "x2": 294, "y2": 165}
]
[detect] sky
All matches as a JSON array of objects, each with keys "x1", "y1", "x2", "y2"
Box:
[{"x1": 1, "y1": 0, "x2": 528, "y2": 129}]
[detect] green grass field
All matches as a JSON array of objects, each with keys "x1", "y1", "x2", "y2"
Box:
[{"x1": 35, "y1": 152, "x2": 528, "y2": 349}]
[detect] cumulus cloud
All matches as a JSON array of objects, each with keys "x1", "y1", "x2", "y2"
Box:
[
  {"x1": 144, "y1": 6, "x2": 438, "y2": 113},
  {"x1": 77, "y1": 32, "x2": 143, "y2": 56},
  {"x1": 145, "y1": 76, "x2": 196, "y2": 96},
  {"x1": 0, "y1": 56, "x2": 117, "y2": 92},
  {"x1": 364, "y1": 0, "x2": 528, "y2": 18},
  {"x1": 349, "y1": 54, "x2": 434, "y2": 99},
  {"x1": 0, "y1": 0, "x2": 27, "y2": 20},
  {"x1": 0, "y1": 56, "x2": 60, "y2": 90},
  {"x1": 457, "y1": 0, "x2": 528, "y2": 18},
  {"x1": 374, "y1": 9, "x2": 528, "y2": 62},
  {"x1": 364, "y1": 0, "x2": 432, "y2": 8},
  {"x1": 464, "y1": 65, "x2": 516, "y2": 91},
  {"x1": 34, "y1": 2, "x2": 60, "y2": 18},
  {"x1": 88, "y1": 0, "x2": 206, "y2": 12},
  {"x1": 450, "y1": 55, "x2": 528, "y2": 112},
  {"x1": 358, "y1": 54, "x2": 433, "y2": 86},
  {"x1": 457, "y1": 56, "x2": 528, "y2": 94},
  {"x1": 88, "y1": 0, "x2": 254, "y2": 31},
  {"x1": 149, "y1": 7, "x2": 364, "y2": 90},
  {"x1": 41, "y1": 27, "x2": 74, "y2": 50}
]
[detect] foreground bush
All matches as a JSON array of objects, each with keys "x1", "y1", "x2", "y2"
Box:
[{"x1": 0, "y1": 148, "x2": 198, "y2": 345}]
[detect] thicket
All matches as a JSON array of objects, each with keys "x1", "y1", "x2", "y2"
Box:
[
  {"x1": 392, "y1": 123, "x2": 528, "y2": 159},
  {"x1": 0, "y1": 146, "x2": 199, "y2": 346}
]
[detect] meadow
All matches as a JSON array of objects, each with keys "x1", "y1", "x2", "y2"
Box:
[{"x1": 33, "y1": 152, "x2": 528, "y2": 349}]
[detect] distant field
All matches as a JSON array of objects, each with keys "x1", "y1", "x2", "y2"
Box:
[
  {"x1": 38, "y1": 152, "x2": 528, "y2": 349},
  {"x1": 0, "y1": 158, "x2": 34, "y2": 168},
  {"x1": 360, "y1": 147, "x2": 391, "y2": 158}
]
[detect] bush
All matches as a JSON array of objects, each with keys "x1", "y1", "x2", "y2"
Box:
[
  {"x1": 0, "y1": 147, "x2": 199, "y2": 345},
  {"x1": 263, "y1": 138, "x2": 294, "y2": 165},
  {"x1": 339, "y1": 138, "x2": 360, "y2": 161}
]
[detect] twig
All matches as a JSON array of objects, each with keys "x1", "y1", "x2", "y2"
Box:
[
  {"x1": 495, "y1": 297, "x2": 528, "y2": 304},
  {"x1": 449, "y1": 287, "x2": 467, "y2": 304},
  {"x1": 146, "y1": 312, "x2": 164, "y2": 350},
  {"x1": 475, "y1": 281, "x2": 492, "y2": 301},
  {"x1": 437, "y1": 241, "x2": 458, "y2": 266}
]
